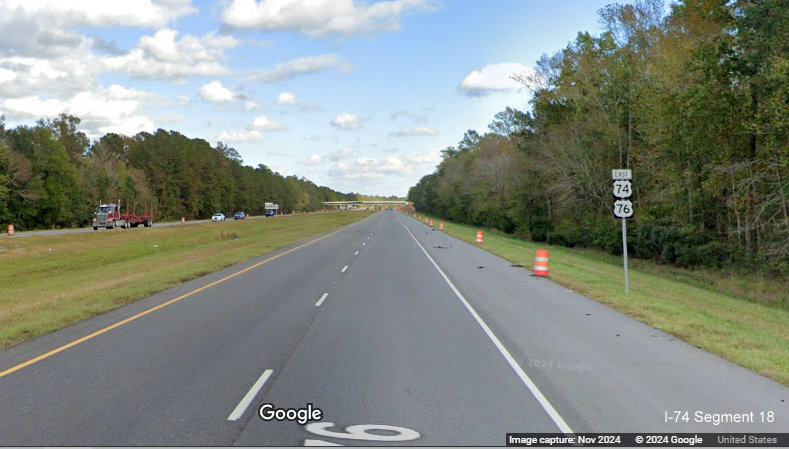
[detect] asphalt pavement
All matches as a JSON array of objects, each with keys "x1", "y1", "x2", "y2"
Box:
[{"x1": 0, "y1": 211, "x2": 786, "y2": 446}]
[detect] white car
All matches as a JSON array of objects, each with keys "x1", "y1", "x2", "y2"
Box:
[{"x1": 211, "y1": 213, "x2": 226, "y2": 222}]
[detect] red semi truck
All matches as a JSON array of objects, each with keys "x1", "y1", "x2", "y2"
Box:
[{"x1": 92, "y1": 200, "x2": 154, "y2": 230}]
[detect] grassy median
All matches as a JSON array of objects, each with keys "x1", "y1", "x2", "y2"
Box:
[
  {"x1": 0, "y1": 212, "x2": 372, "y2": 350},
  {"x1": 413, "y1": 213, "x2": 789, "y2": 386}
]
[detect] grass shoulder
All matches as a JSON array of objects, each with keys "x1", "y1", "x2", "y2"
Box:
[{"x1": 0, "y1": 211, "x2": 373, "y2": 350}]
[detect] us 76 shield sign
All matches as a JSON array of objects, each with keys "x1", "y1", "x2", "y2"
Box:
[{"x1": 613, "y1": 199, "x2": 634, "y2": 219}]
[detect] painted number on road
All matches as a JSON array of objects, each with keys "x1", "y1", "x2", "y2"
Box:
[
  {"x1": 304, "y1": 422, "x2": 420, "y2": 446},
  {"x1": 613, "y1": 200, "x2": 634, "y2": 219}
]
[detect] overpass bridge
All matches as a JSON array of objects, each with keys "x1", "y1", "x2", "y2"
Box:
[{"x1": 322, "y1": 200, "x2": 409, "y2": 210}]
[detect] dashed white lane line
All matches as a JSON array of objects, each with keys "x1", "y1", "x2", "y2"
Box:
[
  {"x1": 315, "y1": 292, "x2": 329, "y2": 307},
  {"x1": 362, "y1": 243, "x2": 366, "y2": 246},
  {"x1": 397, "y1": 217, "x2": 574, "y2": 435},
  {"x1": 341, "y1": 265, "x2": 349, "y2": 273},
  {"x1": 354, "y1": 251, "x2": 359, "y2": 256},
  {"x1": 228, "y1": 369, "x2": 273, "y2": 421}
]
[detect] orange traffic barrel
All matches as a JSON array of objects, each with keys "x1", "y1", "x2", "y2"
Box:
[
  {"x1": 429, "y1": 219, "x2": 434, "y2": 227},
  {"x1": 181, "y1": 216, "x2": 185, "y2": 223},
  {"x1": 475, "y1": 230, "x2": 484, "y2": 244},
  {"x1": 7, "y1": 224, "x2": 13, "y2": 236},
  {"x1": 534, "y1": 249, "x2": 550, "y2": 276},
  {"x1": 439, "y1": 222, "x2": 444, "y2": 231}
]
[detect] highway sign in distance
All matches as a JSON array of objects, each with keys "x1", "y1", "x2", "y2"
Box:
[
  {"x1": 612, "y1": 180, "x2": 633, "y2": 198},
  {"x1": 613, "y1": 200, "x2": 634, "y2": 219}
]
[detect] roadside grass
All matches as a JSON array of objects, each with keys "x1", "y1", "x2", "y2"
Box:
[
  {"x1": 414, "y1": 213, "x2": 789, "y2": 386},
  {"x1": 0, "y1": 212, "x2": 372, "y2": 350}
]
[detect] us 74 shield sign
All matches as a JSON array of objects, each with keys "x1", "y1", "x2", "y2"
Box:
[{"x1": 612, "y1": 180, "x2": 632, "y2": 198}]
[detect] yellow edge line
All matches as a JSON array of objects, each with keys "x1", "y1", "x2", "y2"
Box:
[{"x1": 0, "y1": 228, "x2": 342, "y2": 380}]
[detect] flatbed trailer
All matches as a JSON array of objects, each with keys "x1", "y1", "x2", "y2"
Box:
[{"x1": 93, "y1": 200, "x2": 154, "y2": 230}]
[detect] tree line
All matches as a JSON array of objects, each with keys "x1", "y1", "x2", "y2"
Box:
[
  {"x1": 0, "y1": 114, "x2": 358, "y2": 230},
  {"x1": 409, "y1": 0, "x2": 789, "y2": 274}
]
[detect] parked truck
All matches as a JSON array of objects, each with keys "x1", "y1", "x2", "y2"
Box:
[{"x1": 93, "y1": 200, "x2": 154, "y2": 230}]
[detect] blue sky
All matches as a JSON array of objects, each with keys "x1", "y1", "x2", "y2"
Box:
[{"x1": 0, "y1": 0, "x2": 660, "y2": 196}]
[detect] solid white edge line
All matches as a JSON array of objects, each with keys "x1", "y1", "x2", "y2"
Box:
[
  {"x1": 228, "y1": 368, "x2": 274, "y2": 421},
  {"x1": 397, "y1": 217, "x2": 574, "y2": 434},
  {"x1": 341, "y1": 265, "x2": 349, "y2": 273},
  {"x1": 315, "y1": 292, "x2": 329, "y2": 307}
]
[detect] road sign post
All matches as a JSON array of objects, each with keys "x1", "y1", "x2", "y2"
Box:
[
  {"x1": 622, "y1": 218, "x2": 629, "y2": 295},
  {"x1": 612, "y1": 170, "x2": 633, "y2": 295}
]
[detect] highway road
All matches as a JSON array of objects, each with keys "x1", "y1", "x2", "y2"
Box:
[{"x1": 0, "y1": 211, "x2": 786, "y2": 445}]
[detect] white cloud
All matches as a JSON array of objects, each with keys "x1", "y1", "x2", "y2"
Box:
[
  {"x1": 198, "y1": 81, "x2": 235, "y2": 103},
  {"x1": 301, "y1": 101, "x2": 325, "y2": 112},
  {"x1": 218, "y1": 129, "x2": 265, "y2": 143},
  {"x1": 0, "y1": 84, "x2": 154, "y2": 138},
  {"x1": 296, "y1": 146, "x2": 353, "y2": 166},
  {"x1": 249, "y1": 54, "x2": 349, "y2": 83},
  {"x1": 0, "y1": 67, "x2": 15, "y2": 83},
  {"x1": 275, "y1": 91, "x2": 298, "y2": 105},
  {"x1": 299, "y1": 154, "x2": 324, "y2": 166},
  {"x1": 2, "y1": 96, "x2": 69, "y2": 119},
  {"x1": 214, "y1": 113, "x2": 284, "y2": 144},
  {"x1": 0, "y1": 51, "x2": 100, "y2": 100},
  {"x1": 328, "y1": 155, "x2": 407, "y2": 180},
  {"x1": 243, "y1": 100, "x2": 260, "y2": 110},
  {"x1": 104, "y1": 29, "x2": 239, "y2": 80},
  {"x1": 326, "y1": 149, "x2": 439, "y2": 181},
  {"x1": 392, "y1": 126, "x2": 438, "y2": 137},
  {"x1": 458, "y1": 62, "x2": 535, "y2": 97},
  {"x1": 197, "y1": 80, "x2": 258, "y2": 110},
  {"x1": 221, "y1": 0, "x2": 437, "y2": 38},
  {"x1": 252, "y1": 114, "x2": 285, "y2": 131},
  {"x1": 328, "y1": 146, "x2": 354, "y2": 161},
  {"x1": 330, "y1": 113, "x2": 361, "y2": 130},
  {"x1": 0, "y1": 0, "x2": 196, "y2": 59},
  {"x1": 98, "y1": 115, "x2": 157, "y2": 136},
  {"x1": 1, "y1": 0, "x2": 196, "y2": 28}
]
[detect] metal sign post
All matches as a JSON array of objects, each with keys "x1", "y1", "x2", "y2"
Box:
[
  {"x1": 612, "y1": 170, "x2": 633, "y2": 295},
  {"x1": 622, "y1": 218, "x2": 629, "y2": 295}
]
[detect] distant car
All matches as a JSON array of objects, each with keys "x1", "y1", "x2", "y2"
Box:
[
  {"x1": 211, "y1": 213, "x2": 225, "y2": 222},
  {"x1": 234, "y1": 212, "x2": 246, "y2": 220},
  {"x1": 265, "y1": 210, "x2": 276, "y2": 217}
]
